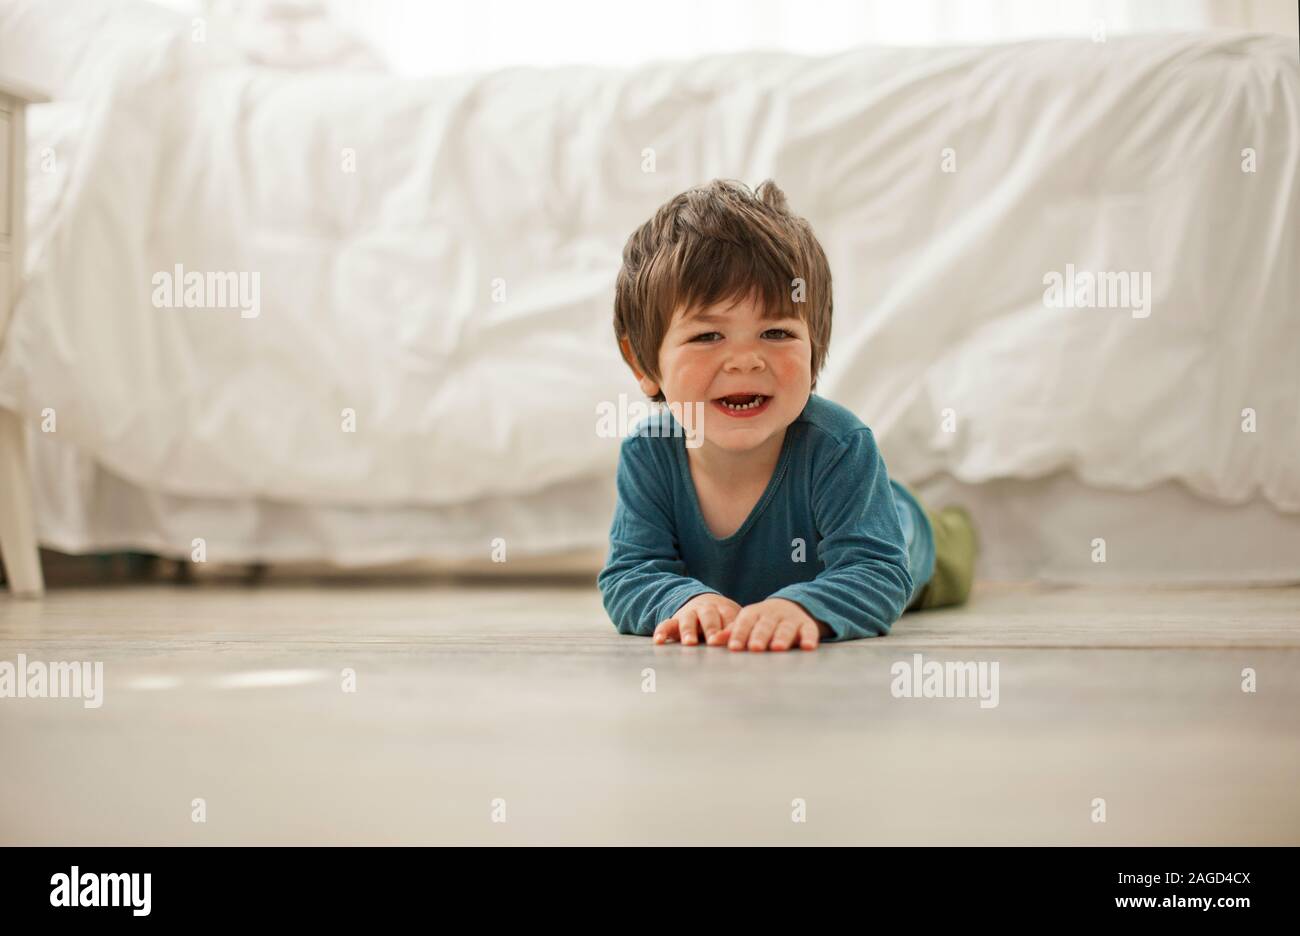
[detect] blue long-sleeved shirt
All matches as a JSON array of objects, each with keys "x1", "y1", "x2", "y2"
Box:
[{"x1": 597, "y1": 393, "x2": 935, "y2": 641}]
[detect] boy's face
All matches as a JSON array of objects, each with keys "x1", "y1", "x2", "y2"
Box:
[{"x1": 628, "y1": 291, "x2": 812, "y2": 454}]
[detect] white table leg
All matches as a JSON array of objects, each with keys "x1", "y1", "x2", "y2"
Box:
[{"x1": 0, "y1": 406, "x2": 43, "y2": 597}]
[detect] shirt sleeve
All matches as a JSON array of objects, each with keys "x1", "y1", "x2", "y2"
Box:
[
  {"x1": 768, "y1": 427, "x2": 914, "y2": 641},
  {"x1": 596, "y1": 436, "x2": 719, "y2": 636}
]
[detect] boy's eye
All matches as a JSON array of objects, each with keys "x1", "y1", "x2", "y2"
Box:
[{"x1": 690, "y1": 329, "x2": 795, "y2": 343}]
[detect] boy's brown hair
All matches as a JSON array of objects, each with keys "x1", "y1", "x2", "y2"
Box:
[{"x1": 614, "y1": 178, "x2": 832, "y2": 403}]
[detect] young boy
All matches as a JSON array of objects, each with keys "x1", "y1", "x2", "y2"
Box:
[{"x1": 598, "y1": 179, "x2": 976, "y2": 651}]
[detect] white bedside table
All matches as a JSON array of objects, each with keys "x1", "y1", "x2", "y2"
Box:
[{"x1": 0, "y1": 76, "x2": 50, "y2": 598}]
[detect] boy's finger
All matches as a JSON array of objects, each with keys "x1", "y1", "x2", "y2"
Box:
[
  {"x1": 679, "y1": 610, "x2": 700, "y2": 646},
  {"x1": 769, "y1": 618, "x2": 801, "y2": 652},
  {"x1": 797, "y1": 621, "x2": 821, "y2": 650},
  {"x1": 700, "y1": 607, "x2": 725, "y2": 645},
  {"x1": 748, "y1": 616, "x2": 776, "y2": 651},
  {"x1": 714, "y1": 606, "x2": 740, "y2": 643},
  {"x1": 727, "y1": 612, "x2": 756, "y2": 651},
  {"x1": 653, "y1": 619, "x2": 679, "y2": 644}
]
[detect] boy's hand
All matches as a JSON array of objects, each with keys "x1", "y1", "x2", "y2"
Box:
[
  {"x1": 654, "y1": 593, "x2": 742, "y2": 646},
  {"x1": 721, "y1": 598, "x2": 832, "y2": 652}
]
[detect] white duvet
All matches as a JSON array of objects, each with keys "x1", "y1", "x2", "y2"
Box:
[{"x1": 1, "y1": 20, "x2": 1297, "y2": 512}]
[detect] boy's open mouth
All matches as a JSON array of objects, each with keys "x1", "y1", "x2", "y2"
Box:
[{"x1": 712, "y1": 393, "x2": 772, "y2": 418}]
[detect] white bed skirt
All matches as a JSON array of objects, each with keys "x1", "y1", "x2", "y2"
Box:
[{"x1": 25, "y1": 429, "x2": 1300, "y2": 586}]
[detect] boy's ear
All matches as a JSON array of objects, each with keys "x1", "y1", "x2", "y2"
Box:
[{"x1": 619, "y1": 337, "x2": 661, "y2": 398}]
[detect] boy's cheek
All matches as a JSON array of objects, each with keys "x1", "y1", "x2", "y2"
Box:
[{"x1": 668, "y1": 361, "x2": 716, "y2": 399}]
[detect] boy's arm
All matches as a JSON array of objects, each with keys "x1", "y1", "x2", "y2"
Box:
[
  {"x1": 597, "y1": 438, "x2": 718, "y2": 636},
  {"x1": 768, "y1": 428, "x2": 913, "y2": 641}
]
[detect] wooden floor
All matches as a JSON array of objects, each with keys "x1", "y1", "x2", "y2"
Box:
[{"x1": 2, "y1": 580, "x2": 1298, "y2": 845}]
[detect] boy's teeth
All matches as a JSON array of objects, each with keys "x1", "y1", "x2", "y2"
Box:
[{"x1": 720, "y1": 395, "x2": 766, "y2": 410}]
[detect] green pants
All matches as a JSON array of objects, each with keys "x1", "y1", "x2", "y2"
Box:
[{"x1": 905, "y1": 504, "x2": 977, "y2": 612}]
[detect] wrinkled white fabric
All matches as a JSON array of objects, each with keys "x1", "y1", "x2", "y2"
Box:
[
  {"x1": 1, "y1": 25, "x2": 1296, "y2": 513},
  {"x1": 23, "y1": 423, "x2": 1300, "y2": 584}
]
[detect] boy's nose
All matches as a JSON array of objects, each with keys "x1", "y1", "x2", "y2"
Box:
[{"x1": 724, "y1": 350, "x2": 766, "y2": 372}]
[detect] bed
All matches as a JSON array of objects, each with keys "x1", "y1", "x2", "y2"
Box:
[{"x1": 1, "y1": 0, "x2": 1297, "y2": 588}]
